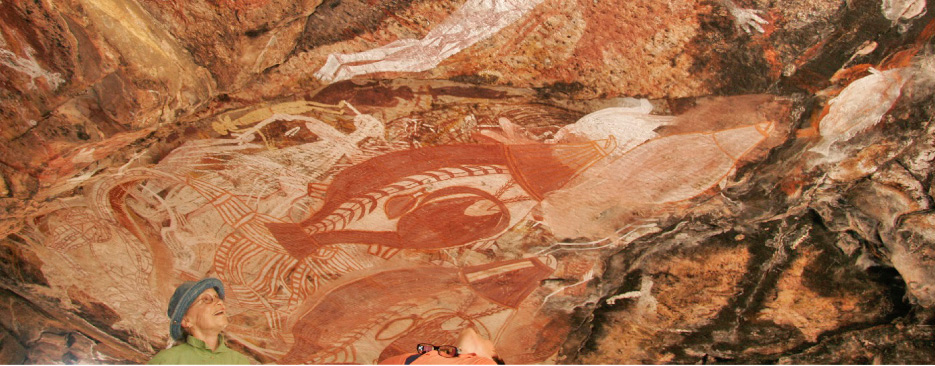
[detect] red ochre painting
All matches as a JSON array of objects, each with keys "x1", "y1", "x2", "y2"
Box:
[{"x1": 21, "y1": 95, "x2": 788, "y2": 364}]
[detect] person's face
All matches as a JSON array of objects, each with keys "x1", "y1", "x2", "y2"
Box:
[
  {"x1": 181, "y1": 288, "x2": 228, "y2": 337},
  {"x1": 456, "y1": 328, "x2": 497, "y2": 359}
]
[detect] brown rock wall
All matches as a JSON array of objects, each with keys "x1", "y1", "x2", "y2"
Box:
[{"x1": 0, "y1": 0, "x2": 933, "y2": 364}]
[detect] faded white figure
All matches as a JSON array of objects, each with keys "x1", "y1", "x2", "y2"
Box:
[
  {"x1": 881, "y1": 0, "x2": 926, "y2": 24},
  {"x1": 810, "y1": 67, "x2": 909, "y2": 156},
  {"x1": 172, "y1": 112, "x2": 386, "y2": 199},
  {"x1": 315, "y1": 0, "x2": 544, "y2": 83},
  {"x1": 549, "y1": 98, "x2": 673, "y2": 157},
  {"x1": 541, "y1": 121, "x2": 774, "y2": 238},
  {"x1": 0, "y1": 37, "x2": 65, "y2": 90},
  {"x1": 314, "y1": 0, "x2": 767, "y2": 83},
  {"x1": 254, "y1": 113, "x2": 387, "y2": 181}
]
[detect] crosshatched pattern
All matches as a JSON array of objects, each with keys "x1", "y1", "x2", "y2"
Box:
[{"x1": 1, "y1": 0, "x2": 934, "y2": 364}]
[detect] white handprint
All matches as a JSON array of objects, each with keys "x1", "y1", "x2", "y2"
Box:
[{"x1": 721, "y1": 0, "x2": 769, "y2": 34}]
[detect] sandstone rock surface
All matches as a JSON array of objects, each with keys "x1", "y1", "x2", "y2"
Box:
[{"x1": 0, "y1": 0, "x2": 933, "y2": 363}]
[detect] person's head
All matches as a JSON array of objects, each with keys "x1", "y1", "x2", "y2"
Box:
[
  {"x1": 456, "y1": 328, "x2": 499, "y2": 361},
  {"x1": 167, "y1": 278, "x2": 228, "y2": 341},
  {"x1": 411, "y1": 328, "x2": 504, "y2": 365}
]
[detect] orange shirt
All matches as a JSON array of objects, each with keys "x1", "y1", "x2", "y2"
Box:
[{"x1": 380, "y1": 351, "x2": 498, "y2": 365}]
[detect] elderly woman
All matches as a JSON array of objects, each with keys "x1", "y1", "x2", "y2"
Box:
[{"x1": 149, "y1": 278, "x2": 251, "y2": 364}]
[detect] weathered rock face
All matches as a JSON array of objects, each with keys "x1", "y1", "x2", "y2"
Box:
[{"x1": 1, "y1": 0, "x2": 934, "y2": 364}]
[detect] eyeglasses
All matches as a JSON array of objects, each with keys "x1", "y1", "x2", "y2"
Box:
[
  {"x1": 416, "y1": 343, "x2": 460, "y2": 358},
  {"x1": 196, "y1": 293, "x2": 221, "y2": 305}
]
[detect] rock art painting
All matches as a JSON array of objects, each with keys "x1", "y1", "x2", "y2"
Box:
[
  {"x1": 881, "y1": 0, "x2": 927, "y2": 23},
  {"x1": 810, "y1": 67, "x2": 909, "y2": 157},
  {"x1": 0, "y1": 45, "x2": 64, "y2": 91},
  {"x1": 265, "y1": 137, "x2": 615, "y2": 259},
  {"x1": 719, "y1": 0, "x2": 769, "y2": 34},
  {"x1": 315, "y1": 0, "x2": 545, "y2": 83},
  {"x1": 4, "y1": 0, "x2": 935, "y2": 364},
  {"x1": 280, "y1": 258, "x2": 554, "y2": 364},
  {"x1": 543, "y1": 121, "x2": 775, "y2": 238},
  {"x1": 11, "y1": 92, "x2": 788, "y2": 363}
]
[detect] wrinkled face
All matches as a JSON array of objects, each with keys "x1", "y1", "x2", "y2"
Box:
[{"x1": 181, "y1": 288, "x2": 228, "y2": 336}]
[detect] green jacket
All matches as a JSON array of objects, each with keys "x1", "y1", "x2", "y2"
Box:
[{"x1": 149, "y1": 334, "x2": 251, "y2": 365}]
